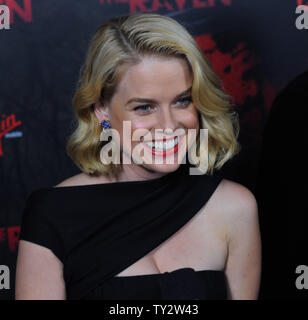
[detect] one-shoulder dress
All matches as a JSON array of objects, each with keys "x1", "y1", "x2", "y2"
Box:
[{"x1": 19, "y1": 162, "x2": 227, "y2": 300}]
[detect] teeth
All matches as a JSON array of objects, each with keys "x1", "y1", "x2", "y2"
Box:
[{"x1": 145, "y1": 137, "x2": 179, "y2": 151}]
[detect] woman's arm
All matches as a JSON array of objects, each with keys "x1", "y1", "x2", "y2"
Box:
[
  {"x1": 15, "y1": 240, "x2": 66, "y2": 300},
  {"x1": 223, "y1": 182, "x2": 262, "y2": 300}
]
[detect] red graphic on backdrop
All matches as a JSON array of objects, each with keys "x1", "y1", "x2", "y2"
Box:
[
  {"x1": 297, "y1": 0, "x2": 308, "y2": 5},
  {"x1": 0, "y1": 226, "x2": 20, "y2": 251},
  {"x1": 195, "y1": 34, "x2": 258, "y2": 106},
  {"x1": 0, "y1": 113, "x2": 22, "y2": 156},
  {"x1": 0, "y1": 0, "x2": 232, "y2": 23},
  {"x1": 99, "y1": 0, "x2": 231, "y2": 13},
  {"x1": 0, "y1": 0, "x2": 32, "y2": 23}
]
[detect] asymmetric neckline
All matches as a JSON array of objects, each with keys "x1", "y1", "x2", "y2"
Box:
[
  {"x1": 113, "y1": 267, "x2": 224, "y2": 279},
  {"x1": 89, "y1": 267, "x2": 227, "y2": 300},
  {"x1": 20, "y1": 160, "x2": 225, "y2": 299},
  {"x1": 46, "y1": 162, "x2": 193, "y2": 191}
]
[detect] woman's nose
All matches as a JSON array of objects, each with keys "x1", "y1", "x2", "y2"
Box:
[{"x1": 156, "y1": 108, "x2": 178, "y2": 132}]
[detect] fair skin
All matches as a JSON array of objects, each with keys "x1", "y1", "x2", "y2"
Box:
[
  {"x1": 15, "y1": 56, "x2": 261, "y2": 300},
  {"x1": 96, "y1": 55, "x2": 200, "y2": 180}
]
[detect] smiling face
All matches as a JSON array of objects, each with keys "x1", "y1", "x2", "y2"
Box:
[{"x1": 94, "y1": 55, "x2": 200, "y2": 177}]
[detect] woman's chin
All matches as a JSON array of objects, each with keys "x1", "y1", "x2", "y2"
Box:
[
  {"x1": 140, "y1": 150, "x2": 187, "y2": 173},
  {"x1": 141, "y1": 162, "x2": 182, "y2": 174}
]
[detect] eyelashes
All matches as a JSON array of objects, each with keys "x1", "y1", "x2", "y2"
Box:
[
  {"x1": 133, "y1": 96, "x2": 193, "y2": 114},
  {"x1": 178, "y1": 96, "x2": 192, "y2": 106}
]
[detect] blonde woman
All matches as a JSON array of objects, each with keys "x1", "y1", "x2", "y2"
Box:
[{"x1": 16, "y1": 13, "x2": 261, "y2": 300}]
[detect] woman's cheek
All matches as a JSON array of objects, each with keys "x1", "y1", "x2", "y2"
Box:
[
  {"x1": 181, "y1": 110, "x2": 200, "y2": 150},
  {"x1": 131, "y1": 120, "x2": 153, "y2": 142},
  {"x1": 181, "y1": 110, "x2": 200, "y2": 130}
]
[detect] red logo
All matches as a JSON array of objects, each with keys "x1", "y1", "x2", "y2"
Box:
[
  {"x1": 99, "y1": 0, "x2": 231, "y2": 13},
  {"x1": 0, "y1": 113, "x2": 22, "y2": 156},
  {"x1": 0, "y1": 0, "x2": 32, "y2": 23},
  {"x1": 297, "y1": 0, "x2": 308, "y2": 6}
]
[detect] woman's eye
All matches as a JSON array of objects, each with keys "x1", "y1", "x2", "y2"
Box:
[
  {"x1": 133, "y1": 96, "x2": 192, "y2": 114},
  {"x1": 133, "y1": 105, "x2": 153, "y2": 113},
  {"x1": 176, "y1": 96, "x2": 192, "y2": 107}
]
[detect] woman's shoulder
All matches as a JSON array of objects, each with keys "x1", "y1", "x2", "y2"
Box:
[
  {"x1": 54, "y1": 172, "x2": 116, "y2": 188},
  {"x1": 25, "y1": 173, "x2": 115, "y2": 206},
  {"x1": 215, "y1": 178, "x2": 259, "y2": 233},
  {"x1": 204, "y1": 178, "x2": 259, "y2": 251},
  {"x1": 218, "y1": 179, "x2": 257, "y2": 210},
  {"x1": 24, "y1": 173, "x2": 117, "y2": 221},
  {"x1": 206, "y1": 178, "x2": 257, "y2": 216},
  {"x1": 54, "y1": 173, "x2": 90, "y2": 188}
]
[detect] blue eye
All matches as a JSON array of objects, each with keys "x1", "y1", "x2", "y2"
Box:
[
  {"x1": 133, "y1": 105, "x2": 153, "y2": 113},
  {"x1": 133, "y1": 96, "x2": 192, "y2": 114},
  {"x1": 177, "y1": 96, "x2": 192, "y2": 107}
]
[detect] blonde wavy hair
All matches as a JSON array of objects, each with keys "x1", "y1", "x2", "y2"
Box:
[{"x1": 66, "y1": 13, "x2": 240, "y2": 177}]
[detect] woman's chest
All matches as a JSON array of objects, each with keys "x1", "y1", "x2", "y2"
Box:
[{"x1": 115, "y1": 204, "x2": 227, "y2": 277}]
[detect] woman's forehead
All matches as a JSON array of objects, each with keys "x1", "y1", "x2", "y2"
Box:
[{"x1": 114, "y1": 58, "x2": 193, "y2": 100}]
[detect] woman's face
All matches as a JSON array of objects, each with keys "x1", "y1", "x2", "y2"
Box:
[{"x1": 95, "y1": 55, "x2": 200, "y2": 174}]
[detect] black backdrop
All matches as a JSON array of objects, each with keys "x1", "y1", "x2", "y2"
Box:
[{"x1": 0, "y1": 0, "x2": 307, "y2": 300}]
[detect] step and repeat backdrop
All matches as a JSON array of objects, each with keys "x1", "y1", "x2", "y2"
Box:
[{"x1": 0, "y1": 0, "x2": 307, "y2": 299}]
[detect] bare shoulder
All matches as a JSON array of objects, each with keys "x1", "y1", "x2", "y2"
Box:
[
  {"x1": 217, "y1": 179, "x2": 258, "y2": 215},
  {"x1": 54, "y1": 172, "x2": 115, "y2": 188},
  {"x1": 215, "y1": 179, "x2": 259, "y2": 240},
  {"x1": 216, "y1": 180, "x2": 261, "y2": 299},
  {"x1": 200, "y1": 178, "x2": 258, "y2": 230}
]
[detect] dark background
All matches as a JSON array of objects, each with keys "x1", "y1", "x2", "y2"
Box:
[{"x1": 0, "y1": 0, "x2": 307, "y2": 299}]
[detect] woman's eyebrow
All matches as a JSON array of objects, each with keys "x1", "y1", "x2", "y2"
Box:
[{"x1": 125, "y1": 87, "x2": 192, "y2": 106}]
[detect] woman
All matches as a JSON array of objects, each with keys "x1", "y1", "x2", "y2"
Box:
[{"x1": 15, "y1": 13, "x2": 261, "y2": 300}]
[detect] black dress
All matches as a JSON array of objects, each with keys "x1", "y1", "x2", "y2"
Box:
[{"x1": 18, "y1": 162, "x2": 227, "y2": 300}]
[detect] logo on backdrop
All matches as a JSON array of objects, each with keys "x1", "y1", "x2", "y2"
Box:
[
  {"x1": 295, "y1": 5, "x2": 308, "y2": 29},
  {"x1": 98, "y1": 0, "x2": 232, "y2": 13},
  {"x1": 0, "y1": 5, "x2": 10, "y2": 29},
  {"x1": 0, "y1": 113, "x2": 22, "y2": 157},
  {"x1": 0, "y1": 0, "x2": 32, "y2": 24}
]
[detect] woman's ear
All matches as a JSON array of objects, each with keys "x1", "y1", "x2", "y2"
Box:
[{"x1": 93, "y1": 100, "x2": 110, "y2": 123}]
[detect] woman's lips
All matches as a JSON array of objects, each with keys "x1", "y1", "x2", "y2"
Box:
[
  {"x1": 150, "y1": 136, "x2": 176, "y2": 142},
  {"x1": 142, "y1": 135, "x2": 185, "y2": 157}
]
